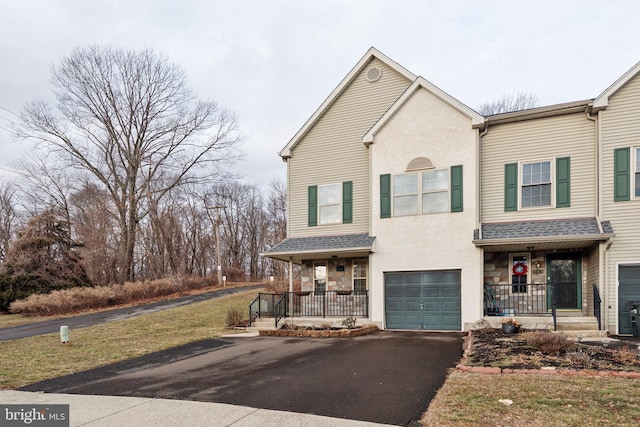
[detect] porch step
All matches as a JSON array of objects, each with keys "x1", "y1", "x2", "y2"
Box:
[
  {"x1": 554, "y1": 317, "x2": 599, "y2": 331},
  {"x1": 483, "y1": 316, "x2": 606, "y2": 337},
  {"x1": 551, "y1": 317, "x2": 606, "y2": 338},
  {"x1": 248, "y1": 317, "x2": 279, "y2": 330},
  {"x1": 553, "y1": 329, "x2": 609, "y2": 338}
]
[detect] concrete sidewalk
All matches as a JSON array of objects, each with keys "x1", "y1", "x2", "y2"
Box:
[{"x1": 0, "y1": 390, "x2": 395, "y2": 427}]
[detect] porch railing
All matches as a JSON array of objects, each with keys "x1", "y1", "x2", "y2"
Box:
[
  {"x1": 484, "y1": 283, "x2": 551, "y2": 316},
  {"x1": 593, "y1": 284, "x2": 602, "y2": 330},
  {"x1": 249, "y1": 293, "x2": 283, "y2": 325},
  {"x1": 249, "y1": 290, "x2": 369, "y2": 326}
]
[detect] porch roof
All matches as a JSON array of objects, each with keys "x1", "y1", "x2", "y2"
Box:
[
  {"x1": 261, "y1": 233, "x2": 375, "y2": 263},
  {"x1": 473, "y1": 217, "x2": 614, "y2": 252}
]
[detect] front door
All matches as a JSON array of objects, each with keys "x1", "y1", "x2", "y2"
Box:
[{"x1": 547, "y1": 254, "x2": 581, "y2": 310}]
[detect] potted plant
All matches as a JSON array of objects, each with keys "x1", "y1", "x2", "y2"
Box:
[{"x1": 501, "y1": 317, "x2": 521, "y2": 334}]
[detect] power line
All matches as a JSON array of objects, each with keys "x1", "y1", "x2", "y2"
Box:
[
  {"x1": 0, "y1": 105, "x2": 20, "y2": 118},
  {"x1": 0, "y1": 124, "x2": 14, "y2": 134},
  {"x1": 0, "y1": 114, "x2": 17, "y2": 125}
]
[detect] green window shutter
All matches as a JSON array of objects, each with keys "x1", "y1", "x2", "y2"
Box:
[
  {"x1": 380, "y1": 174, "x2": 391, "y2": 218},
  {"x1": 504, "y1": 163, "x2": 518, "y2": 212},
  {"x1": 450, "y1": 165, "x2": 463, "y2": 212},
  {"x1": 556, "y1": 157, "x2": 571, "y2": 208},
  {"x1": 342, "y1": 181, "x2": 353, "y2": 224},
  {"x1": 308, "y1": 185, "x2": 318, "y2": 226},
  {"x1": 614, "y1": 147, "x2": 630, "y2": 202}
]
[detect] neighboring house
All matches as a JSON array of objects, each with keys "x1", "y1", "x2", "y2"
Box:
[{"x1": 263, "y1": 47, "x2": 640, "y2": 334}]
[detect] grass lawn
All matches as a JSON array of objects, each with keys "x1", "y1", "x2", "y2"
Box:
[
  {"x1": 422, "y1": 371, "x2": 640, "y2": 426},
  {"x1": 0, "y1": 289, "x2": 258, "y2": 389}
]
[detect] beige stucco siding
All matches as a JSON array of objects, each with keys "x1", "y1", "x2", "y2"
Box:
[
  {"x1": 481, "y1": 113, "x2": 596, "y2": 222},
  {"x1": 287, "y1": 58, "x2": 411, "y2": 237},
  {"x1": 600, "y1": 73, "x2": 640, "y2": 332},
  {"x1": 370, "y1": 87, "x2": 483, "y2": 329}
]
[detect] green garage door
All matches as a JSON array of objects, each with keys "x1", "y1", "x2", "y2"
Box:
[
  {"x1": 385, "y1": 270, "x2": 461, "y2": 331},
  {"x1": 618, "y1": 265, "x2": 640, "y2": 335}
]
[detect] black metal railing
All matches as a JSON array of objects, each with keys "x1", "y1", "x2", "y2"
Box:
[
  {"x1": 484, "y1": 283, "x2": 551, "y2": 316},
  {"x1": 274, "y1": 293, "x2": 288, "y2": 328},
  {"x1": 249, "y1": 293, "x2": 284, "y2": 326},
  {"x1": 249, "y1": 295, "x2": 260, "y2": 325},
  {"x1": 551, "y1": 283, "x2": 558, "y2": 331},
  {"x1": 287, "y1": 290, "x2": 368, "y2": 318},
  {"x1": 249, "y1": 290, "x2": 369, "y2": 326},
  {"x1": 593, "y1": 283, "x2": 602, "y2": 330}
]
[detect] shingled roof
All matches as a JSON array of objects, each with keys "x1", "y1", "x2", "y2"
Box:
[
  {"x1": 262, "y1": 234, "x2": 375, "y2": 263},
  {"x1": 473, "y1": 217, "x2": 614, "y2": 250}
]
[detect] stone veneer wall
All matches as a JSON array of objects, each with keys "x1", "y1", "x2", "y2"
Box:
[
  {"x1": 300, "y1": 259, "x2": 356, "y2": 292},
  {"x1": 483, "y1": 252, "x2": 546, "y2": 285}
]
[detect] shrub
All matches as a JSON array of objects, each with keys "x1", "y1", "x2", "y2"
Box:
[
  {"x1": 222, "y1": 267, "x2": 246, "y2": 283},
  {"x1": 613, "y1": 346, "x2": 639, "y2": 365},
  {"x1": 342, "y1": 316, "x2": 357, "y2": 329},
  {"x1": 9, "y1": 275, "x2": 217, "y2": 316},
  {"x1": 524, "y1": 331, "x2": 575, "y2": 355},
  {"x1": 226, "y1": 307, "x2": 244, "y2": 327},
  {"x1": 566, "y1": 351, "x2": 593, "y2": 369}
]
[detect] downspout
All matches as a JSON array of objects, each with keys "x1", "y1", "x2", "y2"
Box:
[
  {"x1": 586, "y1": 105, "x2": 609, "y2": 331},
  {"x1": 585, "y1": 105, "x2": 598, "y2": 218},
  {"x1": 289, "y1": 257, "x2": 294, "y2": 326},
  {"x1": 478, "y1": 122, "x2": 489, "y2": 322},
  {"x1": 477, "y1": 123, "x2": 489, "y2": 241},
  {"x1": 603, "y1": 238, "x2": 613, "y2": 332}
]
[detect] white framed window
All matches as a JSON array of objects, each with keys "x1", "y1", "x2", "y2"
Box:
[
  {"x1": 521, "y1": 160, "x2": 552, "y2": 208},
  {"x1": 318, "y1": 184, "x2": 341, "y2": 225},
  {"x1": 314, "y1": 262, "x2": 327, "y2": 295},
  {"x1": 422, "y1": 169, "x2": 449, "y2": 214},
  {"x1": 392, "y1": 169, "x2": 448, "y2": 216},
  {"x1": 634, "y1": 147, "x2": 640, "y2": 198},
  {"x1": 392, "y1": 172, "x2": 418, "y2": 216},
  {"x1": 353, "y1": 259, "x2": 367, "y2": 295},
  {"x1": 509, "y1": 253, "x2": 530, "y2": 294}
]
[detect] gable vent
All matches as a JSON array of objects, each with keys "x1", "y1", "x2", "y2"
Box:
[{"x1": 366, "y1": 67, "x2": 382, "y2": 82}]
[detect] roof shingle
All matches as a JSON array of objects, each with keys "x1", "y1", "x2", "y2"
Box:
[
  {"x1": 264, "y1": 234, "x2": 375, "y2": 255},
  {"x1": 477, "y1": 218, "x2": 614, "y2": 240}
]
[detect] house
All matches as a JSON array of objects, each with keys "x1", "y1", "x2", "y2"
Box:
[{"x1": 262, "y1": 47, "x2": 640, "y2": 335}]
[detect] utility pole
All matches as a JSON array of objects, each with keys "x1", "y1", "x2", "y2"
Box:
[{"x1": 205, "y1": 203, "x2": 224, "y2": 287}]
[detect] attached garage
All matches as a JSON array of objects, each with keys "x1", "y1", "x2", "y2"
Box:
[
  {"x1": 618, "y1": 265, "x2": 640, "y2": 335},
  {"x1": 385, "y1": 270, "x2": 461, "y2": 331}
]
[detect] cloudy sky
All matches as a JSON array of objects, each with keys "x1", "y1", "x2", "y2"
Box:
[{"x1": 1, "y1": 0, "x2": 639, "y2": 187}]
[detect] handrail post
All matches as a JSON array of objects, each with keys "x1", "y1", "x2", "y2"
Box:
[
  {"x1": 593, "y1": 284, "x2": 602, "y2": 330},
  {"x1": 551, "y1": 283, "x2": 558, "y2": 331}
]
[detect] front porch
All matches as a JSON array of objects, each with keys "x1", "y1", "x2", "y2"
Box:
[
  {"x1": 474, "y1": 217, "x2": 614, "y2": 334},
  {"x1": 249, "y1": 291, "x2": 369, "y2": 328},
  {"x1": 482, "y1": 280, "x2": 605, "y2": 337}
]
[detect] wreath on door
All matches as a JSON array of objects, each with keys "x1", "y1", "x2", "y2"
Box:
[{"x1": 512, "y1": 262, "x2": 528, "y2": 276}]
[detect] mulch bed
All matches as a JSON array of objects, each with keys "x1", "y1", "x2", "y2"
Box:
[{"x1": 463, "y1": 328, "x2": 640, "y2": 372}]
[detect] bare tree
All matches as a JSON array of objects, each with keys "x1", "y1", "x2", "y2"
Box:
[
  {"x1": 264, "y1": 179, "x2": 287, "y2": 279},
  {"x1": 0, "y1": 180, "x2": 17, "y2": 263},
  {"x1": 19, "y1": 46, "x2": 242, "y2": 283},
  {"x1": 70, "y1": 182, "x2": 119, "y2": 285},
  {"x1": 477, "y1": 92, "x2": 539, "y2": 116}
]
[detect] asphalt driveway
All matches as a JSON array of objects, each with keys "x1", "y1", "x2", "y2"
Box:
[{"x1": 21, "y1": 331, "x2": 463, "y2": 426}]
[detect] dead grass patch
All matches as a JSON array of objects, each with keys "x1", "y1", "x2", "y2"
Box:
[
  {"x1": 8, "y1": 277, "x2": 255, "y2": 316},
  {"x1": 421, "y1": 371, "x2": 640, "y2": 426}
]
